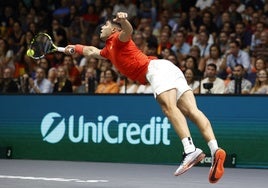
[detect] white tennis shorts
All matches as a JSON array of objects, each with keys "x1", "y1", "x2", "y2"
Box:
[{"x1": 146, "y1": 59, "x2": 191, "y2": 100}]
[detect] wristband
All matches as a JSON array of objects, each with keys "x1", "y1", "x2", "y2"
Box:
[{"x1": 75, "y1": 44, "x2": 85, "y2": 55}]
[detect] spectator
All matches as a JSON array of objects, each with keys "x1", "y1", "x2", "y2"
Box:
[
  {"x1": 182, "y1": 6, "x2": 202, "y2": 34},
  {"x1": 217, "y1": 31, "x2": 230, "y2": 56},
  {"x1": 222, "y1": 40, "x2": 251, "y2": 76},
  {"x1": 7, "y1": 20, "x2": 25, "y2": 55},
  {"x1": 250, "y1": 69, "x2": 268, "y2": 94},
  {"x1": 182, "y1": 55, "x2": 203, "y2": 79},
  {"x1": 53, "y1": 65, "x2": 73, "y2": 93},
  {"x1": 251, "y1": 31, "x2": 268, "y2": 65},
  {"x1": 195, "y1": 30, "x2": 213, "y2": 58},
  {"x1": 77, "y1": 67, "x2": 98, "y2": 94},
  {"x1": 171, "y1": 31, "x2": 191, "y2": 63},
  {"x1": 166, "y1": 53, "x2": 179, "y2": 67},
  {"x1": 29, "y1": 67, "x2": 53, "y2": 94},
  {"x1": 199, "y1": 63, "x2": 225, "y2": 94},
  {"x1": 0, "y1": 67, "x2": 18, "y2": 93},
  {"x1": 133, "y1": 31, "x2": 147, "y2": 53},
  {"x1": 234, "y1": 22, "x2": 252, "y2": 51},
  {"x1": 37, "y1": 58, "x2": 51, "y2": 76},
  {"x1": 62, "y1": 55, "x2": 81, "y2": 92},
  {"x1": 141, "y1": 25, "x2": 158, "y2": 50},
  {"x1": 192, "y1": 24, "x2": 214, "y2": 46},
  {"x1": 228, "y1": 1, "x2": 243, "y2": 25},
  {"x1": 52, "y1": 0, "x2": 70, "y2": 24},
  {"x1": 153, "y1": 9, "x2": 177, "y2": 37},
  {"x1": 200, "y1": 10, "x2": 219, "y2": 37},
  {"x1": 112, "y1": 0, "x2": 137, "y2": 24},
  {"x1": 0, "y1": 38, "x2": 15, "y2": 78},
  {"x1": 250, "y1": 22, "x2": 265, "y2": 51},
  {"x1": 156, "y1": 30, "x2": 172, "y2": 56},
  {"x1": 201, "y1": 44, "x2": 225, "y2": 77},
  {"x1": 137, "y1": 0, "x2": 157, "y2": 24},
  {"x1": 47, "y1": 67, "x2": 58, "y2": 89},
  {"x1": 95, "y1": 68, "x2": 119, "y2": 94},
  {"x1": 248, "y1": 57, "x2": 267, "y2": 85},
  {"x1": 120, "y1": 77, "x2": 138, "y2": 94},
  {"x1": 184, "y1": 68, "x2": 200, "y2": 94},
  {"x1": 225, "y1": 64, "x2": 252, "y2": 94}
]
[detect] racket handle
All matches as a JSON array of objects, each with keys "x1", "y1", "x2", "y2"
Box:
[{"x1": 57, "y1": 47, "x2": 75, "y2": 54}]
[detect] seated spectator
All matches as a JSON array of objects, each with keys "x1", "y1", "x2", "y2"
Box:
[
  {"x1": 76, "y1": 67, "x2": 98, "y2": 94},
  {"x1": 201, "y1": 44, "x2": 225, "y2": 78},
  {"x1": 225, "y1": 64, "x2": 252, "y2": 94},
  {"x1": 171, "y1": 30, "x2": 190, "y2": 63},
  {"x1": 250, "y1": 69, "x2": 268, "y2": 94},
  {"x1": 199, "y1": 64, "x2": 225, "y2": 94},
  {"x1": 184, "y1": 68, "x2": 200, "y2": 94},
  {"x1": 156, "y1": 30, "x2": 172, "y2": 56},
  {"x1": 0, "y1": 38, "x2": 15, "y2": 78},
  {"x1": 0, "y1": 67, "x2": 18, "y2": 93},
  {"x1": 133, "y1": 31, "x2": 147, "y2": 53},
  {"x1": 62, "y1": 55, "x2": 81, "y2": 92},
  {"x1": 217, "y1": 31, "x2": 230, "y2": 57},
  {"x1": 194, "y1": 30, "x2": 212, "y2": 58},
  {"x1": 251, "y1": 31, "x2": 268, "y2": 66},
  {"x1": 112, "y1": 0, "x2": 137, "y2": 23},
  {"x1": 181, "y1": 55, "x2": 203, "y2": 79},
  {"x1": 120, "y1": 77, "x2": 138, "y2": 94},
  {"x1": 234, "y1": 22, "x2": 252, "y2": 51},
  {"x1": 47, "y1": 67, "x2": 58, "y2": 89},
  {"x1": 248, "y1": 57, "x2": 267, "y2": 85},
  {"x1": 141, "y1": 25, "x2": 158, "y2": 50},
  {"x1": 166, "y1": 53, "x2": 179, "y2": 66},
  {"x1": 53, "y1": 66, "x2": 73, "y2": 93},
  {"x1": 29, "y1": 67, "x2": 53, "y2": 94},
  {"x1": 221, "y1": 40, "x2": 251, "y2": 77},
  {"x1": 95, "y1": 69, "x2": 119, "y2": 94},
  {"x1": 250, "y1": 22, "x2": 265, "y2": 51}
]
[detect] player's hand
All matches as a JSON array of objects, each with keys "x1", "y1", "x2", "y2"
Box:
[
  {"x1": 113, "y1": 12, "x2": 128, "y2": 23},
  {"x1": 65, "y1": 45, "x2": 75, "y2": 55}
]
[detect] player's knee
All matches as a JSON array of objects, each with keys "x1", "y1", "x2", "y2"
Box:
[{"x1": 161, "y1": 104, "x2": 177, "y2": 118}]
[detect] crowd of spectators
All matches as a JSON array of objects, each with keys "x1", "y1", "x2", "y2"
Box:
[{"x1": 0, "y1": 0, "x2": 267, "y2": 94}]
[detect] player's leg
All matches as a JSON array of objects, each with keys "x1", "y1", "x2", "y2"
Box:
[
  {"x1": 177, "y1": 90, "x2": 215, "y2": 142},
  {"x1": 177, "y1": 90, "x2": 226, "y2": 183},
  {"x1": 156, "y1": 88, "x2": 205, "y2": 176}
]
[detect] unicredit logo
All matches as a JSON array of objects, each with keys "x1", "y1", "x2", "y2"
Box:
[
  {"x1": 41, "y1": 112, "x2": 171, "y2": 145},
  {"x1": 41, "y1": 112, "x2": 66, "y2": 143}
]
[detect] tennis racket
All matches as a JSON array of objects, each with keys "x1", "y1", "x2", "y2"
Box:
[{"x1": 26, "y1": 32, "x2": 74, "y2": 60}]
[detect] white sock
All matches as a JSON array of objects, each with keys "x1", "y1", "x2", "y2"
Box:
[
  {"x1": 208, "y1": 139, "x2": 219, "y2": 156},
  {"x1": 182, "y1": 137, "x2": 195, "y2": 154}
]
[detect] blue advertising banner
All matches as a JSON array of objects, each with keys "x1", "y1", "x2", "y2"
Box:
[{"x1": 0, "y1": 95, "x2": 267, "y2": 168}]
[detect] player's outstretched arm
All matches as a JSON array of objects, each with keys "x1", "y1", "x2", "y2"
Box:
[
  {"x1": 113, "y1": 12, "x2": 133, "y2": 42},
  {"x1": 65, "y1": 45, "x2": 106, "y2": 59}
]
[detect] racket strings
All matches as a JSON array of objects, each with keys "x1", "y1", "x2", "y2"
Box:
[{"x1": 30, "y1": 34, "x2": 52, "y2": 58}]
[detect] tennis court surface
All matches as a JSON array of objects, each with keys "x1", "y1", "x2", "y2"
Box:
[{"x1": 0, "y1": 159, "x2": 267, "y2": 188}]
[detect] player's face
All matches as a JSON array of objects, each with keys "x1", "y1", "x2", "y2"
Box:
[{"x1": 100, "y1": 21, "x2": 113, "y2": 41}]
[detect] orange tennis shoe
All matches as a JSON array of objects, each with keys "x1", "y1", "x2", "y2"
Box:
[{"x1": 209, "y1": 148, "x2": 226, "y2": 183}]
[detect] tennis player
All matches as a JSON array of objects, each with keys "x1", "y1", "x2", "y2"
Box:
[{"x1": 64, "y1": 12, "x2": 226, "y2": 183}]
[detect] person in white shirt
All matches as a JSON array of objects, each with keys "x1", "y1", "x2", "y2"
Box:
[
  {"x1": 29, "y1": 67, "x2": 53, "y2": 94},
  {"x1": 200, "y1": 63, "x2": 225, "y2": 94}
]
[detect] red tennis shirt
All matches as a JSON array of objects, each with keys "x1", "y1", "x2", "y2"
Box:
[{"x1": 100, "y1": 32, "x2": 157, "y2": 84}]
